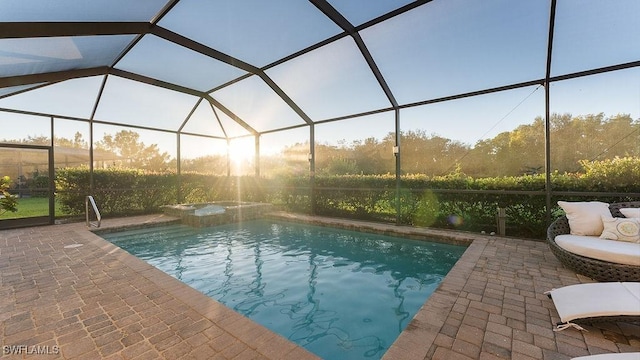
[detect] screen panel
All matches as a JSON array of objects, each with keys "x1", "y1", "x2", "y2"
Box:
[
  {"x1": 552, "y1": 0, "x2": 640, "y2": 76},
  {"x1": 400, "y1": 86, "x2": 545, "y2": 178},
  {"x1": 228, "y1": 136, "x2": 255, "y2": 176},
  {"x1": 0, "y1": 35, "x2": 135, "y2": 77},
  {"x1": 212, "y1": 75, "x2": 307, "y2": 132},
  {"x1": 95, "y1": 76, "x2": 199, "y2": 131},
  {"x1": 180, "y1": 134, "x2": 228, "y2": 176},
  {"x1": 361, "y1": 0, "x2": 549, "y2": 105},
  {"x1": 181, "y1": 100, "x2": 226, "y2": 138},
  {"x1": 54, "y1": 118, "x2": 91, "y2": 169},
  {"x1": 0, "y1": 76, "x2": 103, "y2": 119},
  {"x1": 266, "y1": 37, "x2": 391, "y2": 121},
  {"x1": 327, "y1": 0, "x2": 414, "y2": 27},
  {"x1": 0, "y1": 0, "x2": 168, "y2": 21},
  {"x1": 158, "y1": 0, "x2": 341, "y2": 67},
  {"x1": 115, "y1": 35, "x2": 247, "y2": 92},
  {"x1": 260, "y1": 127, "x2": 310, "y2": 178},
  {"x1": 549, "y1": 68, "x2": 640, "y2": 174},
  {"x1": 92, "y1": 123, "x2": 177, "y2": 172},
  {"x1": 0, "y1": 112, "x2": 51, "y2": 145},
  {"x1": 315, "y1": 112, "x2": 395, "y2": 175}
]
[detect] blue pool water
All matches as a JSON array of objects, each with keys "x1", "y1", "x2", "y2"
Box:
[{"x1": 102, "y1": 220, "x2": 466, "y2": 359}]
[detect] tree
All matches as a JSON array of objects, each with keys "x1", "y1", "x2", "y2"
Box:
[
  {"x1": 549, "y1": 113, "x2": 640, "y2": 173},
  {"x1": 273, "y1": 113, "x2": 638, "y2": 178},
  {"x1": 352, "y1": 137, "x2": 393, "y2": 174},
  {"x1": 262, "y1": 142, "x2": 310, "y2": 177},
  {"x1": 181, "y1": 155, "x2": 227, "y2": 175},
  {"x1": 55, "y1": 131, "x2": 88, "y2": 148},
  {"x1": 468, "y1": 118, "x2": 545, "y2": 177},
  {"x1": 95, "y1": 130, "x2": 172, "y2": 171},
  {"x1": 398, "y1": 130, "x2": 469, "y2": 176}
]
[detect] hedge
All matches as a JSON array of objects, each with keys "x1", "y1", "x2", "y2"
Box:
[{"x1": 55, "y1": 159, "x2": 640, "y2": 239}]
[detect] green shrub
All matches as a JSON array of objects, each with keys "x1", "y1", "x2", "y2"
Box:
[
  {"x1": 56, "y1": 168, "x2": 177, "y2": 216},
  {"x1": 29, "y1": 175, "x2": 50, "y2": 197},
  {"x1": 1, "y1": 176, "x2": 18, "y2": 215},
  {"x1": 53, "y1": 157, "x2": 640, "y2": 239}
]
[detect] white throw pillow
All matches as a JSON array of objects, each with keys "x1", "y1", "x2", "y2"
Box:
[
  {"x1": 600, "y1": 216, "x2": 640, "y2": 243},
  {"x1": 620, "y1": 208, "x2": 640, "y2": 218},
  {"x1": 557, "y1": 201, "x2": 612, "y2": 236}
]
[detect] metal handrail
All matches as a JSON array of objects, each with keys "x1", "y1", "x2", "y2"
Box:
[{"x1": 85, "y1": 195, "x2": 101, "y2": 228}]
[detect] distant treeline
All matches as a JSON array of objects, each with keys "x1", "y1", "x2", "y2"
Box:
[
  {"x1": 271, "y1": 112, "x2": 639, "y2": 177},
  {"x1": 3, "y1": 112, "x2": 638, "y2": 179},
  {"x1": 182, "y1": 112, "x2": 639, "y2": 177}
]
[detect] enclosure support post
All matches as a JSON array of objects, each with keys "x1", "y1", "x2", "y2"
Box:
[
  {"x1": 226, "y1": 139, "x2": 231, "y2": 177},
  {"x1": 255, "y1": 135, "x2": 260, "y2": 177},
  {"x1": 49, "y1": 117, "x2": 55, "y2": 225},
  {"x1": 310, "y1": 124, "x2": 316, "y2": 215},
  {"x1": 544, "y1": 0, "x2": 557, "y2": 226},
  {"x1": 394, "y1": 109, "x2": 401, "y2": 226},
  {"x1": 176, "y1": 133, "x2": 182, "y2": 203}
]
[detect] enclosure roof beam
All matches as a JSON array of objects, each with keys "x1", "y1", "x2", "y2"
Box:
[
  {"x1": 151, "y1": 26, "x2": 259, "y2": 74},
  {"x1": 109, "y1": 68, "x2": 204, "y2": 98},
  {"x1": 203, "y1": 94, "x2": 258, "y2": 136},
  {"x1": 152, "y1": 26, "x2": 314, "y2": 125},
  {"x1": 0, "y1": 22, "x2": 152, "y2": 39},
  {"x1": 309, "y1": 0, "x2": 398, "y2": 108},
  {"x1": 257, "y1": 73, "x2": 314, "y2": 125},
  {"x1": 0, "y1": 21, "x2": 258, "y2": 75},
  {"x1": 0, "y1": 21, "x2": 316, "y2": 128},
  {"x1": 0, "y1": 67, "x2": 110, "y2": 88}
]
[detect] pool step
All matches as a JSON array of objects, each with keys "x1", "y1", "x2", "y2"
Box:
[{"x1": 102, "y1": 224, "x2": 198, "y2": 247}]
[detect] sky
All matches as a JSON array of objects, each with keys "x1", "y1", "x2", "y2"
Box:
[{"x1": 0, "y1": 0, "x2": 639, "y2": 160}]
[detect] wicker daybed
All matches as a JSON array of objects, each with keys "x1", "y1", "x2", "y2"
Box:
[{"x1": 547, "y1": 201, "x2": 640, "y2": 282}]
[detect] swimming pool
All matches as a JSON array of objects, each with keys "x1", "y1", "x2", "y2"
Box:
[{"x1": 102, "y1": 219, "x2": 466, "y2": 359}]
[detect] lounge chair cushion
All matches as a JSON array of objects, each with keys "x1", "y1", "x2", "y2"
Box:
[
  {"x1": 572, "y1": 353, "x2": 640, "y2": 360},
  {"x1": 555, "y1": 234, "x2": 640, "y2": 266},
  {"x1": 549, "y1": 282, "x2": 640, "y2": 324},
  {"x1": 558, "y1": 201, "x2": 613, "y2": 236},
  {"x1": 599, "y1": 217, "x2": 640, "y2": 243},
  {"x1": 621, "y1": 208, "x2": 640, "y2": 218}
]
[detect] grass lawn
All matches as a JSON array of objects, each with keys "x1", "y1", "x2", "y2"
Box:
[{"x1": 0, "y1": 197, "x2": 69, "y2": 219}]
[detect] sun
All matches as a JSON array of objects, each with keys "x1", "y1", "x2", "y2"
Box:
[{"x1": 228, "y1": 139, "x2": 255, "y2": 168}]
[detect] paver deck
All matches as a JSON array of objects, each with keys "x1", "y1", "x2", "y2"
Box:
[{"x1": 1, "y1": 213, "x2": 638, "y2": 359}]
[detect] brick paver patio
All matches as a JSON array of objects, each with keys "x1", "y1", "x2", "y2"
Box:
[{"x1": 1, "y1": 213, "x2": 638, "y2": 359}]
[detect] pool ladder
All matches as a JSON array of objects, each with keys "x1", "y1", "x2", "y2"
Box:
[{"x1": 85, "y1": 195, "x2": 102, "y2": 228}]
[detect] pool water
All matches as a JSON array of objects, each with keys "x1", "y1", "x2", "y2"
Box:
[{"x1": 102, "y1": 219, "x2": 466, "y2": 359}]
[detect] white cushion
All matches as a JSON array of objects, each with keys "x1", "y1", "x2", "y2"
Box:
[
  {"x1": 557, "y1": 201, "x2": 612, "y2": 236},
  {"x1": 548, "y1": 282, "x2": 640, "y2": 324},
  {"x1": 620, "y1": 208, "x2": 640, "y2": 218},
  {"x1": 572, "y1": 354, "x2": 640, "y2": 360},
  {"x1": 555, "y1": 234, "x2": 640, "y2": 266},
  {"x1": 600, "y1": 217, "x2": 640, "y2": 243}
]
